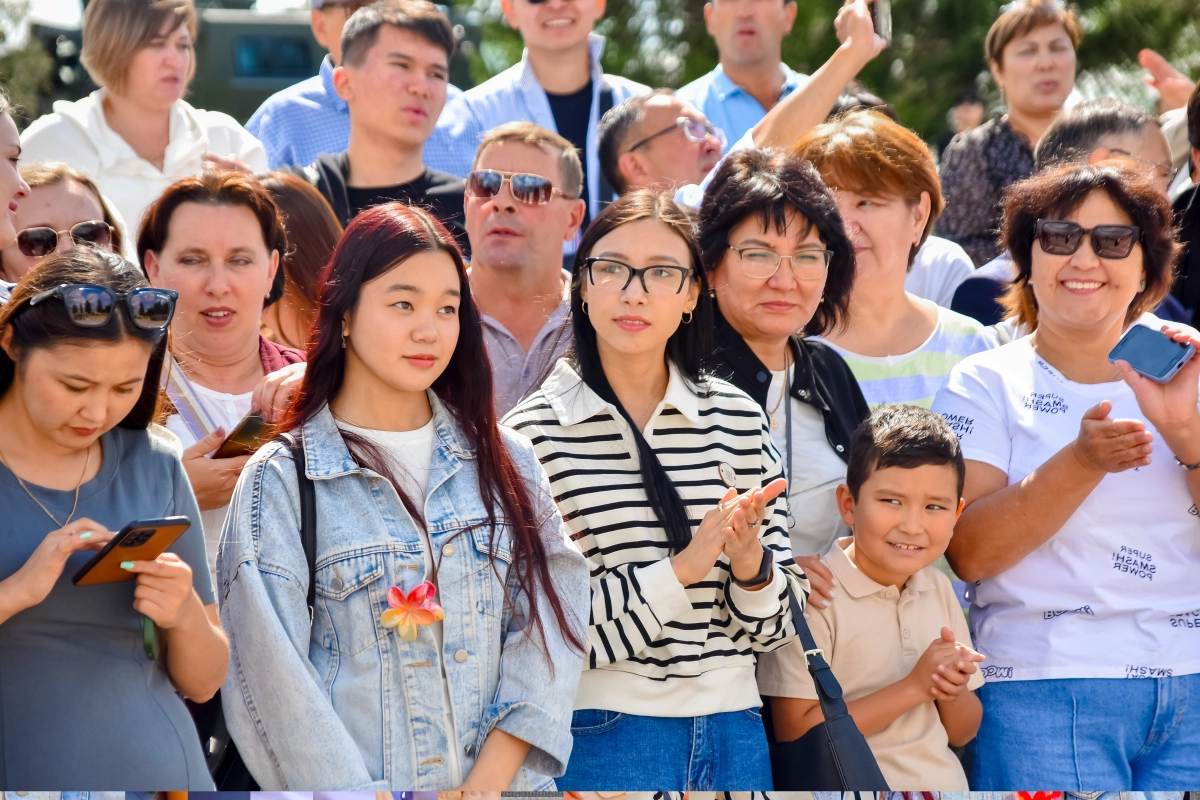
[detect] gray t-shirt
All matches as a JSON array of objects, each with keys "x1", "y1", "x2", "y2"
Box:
[{"x1": 0, "y1": 425, "x2": 215, "y2": 788}]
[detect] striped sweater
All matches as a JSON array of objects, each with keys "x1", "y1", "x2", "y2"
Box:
[{"x1": 503, "y1": 360, "x2": 809, "y2": 717}]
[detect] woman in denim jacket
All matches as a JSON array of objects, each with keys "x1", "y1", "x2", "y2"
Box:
[{"x1": 217, "y1": 203, "x2": 589, "y2": 790}]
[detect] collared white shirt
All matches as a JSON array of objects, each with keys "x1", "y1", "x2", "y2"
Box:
[
  {"x1": 20, "y1": 89, "x2": 268, "y2": 235},
  {"x1": 424, "y1": 34, "x2": 649, "y2": 229},
  {"x1": 676, "y1": 62, "x2": 809, "y2": 151}
]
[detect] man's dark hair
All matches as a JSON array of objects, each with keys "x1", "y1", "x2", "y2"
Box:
[
  {"x1": 845, "y1": 405, "x2": 966, "y2": 501},
  {"x1": 597, "y1": 88, "x2": 675, "y2": 196},
  {"x1": 827, "y1": 81, "x2": 897, "y2": 122},
  {"x1": 341, "y1": 0, "x2": 454, "y2": 68},
  {"x1": 1034, "y1": 98, "x2": 1158, "y2": 171},
  {"x1": 1188, "y1": 81, "x2": 1200, "y2": 151}
]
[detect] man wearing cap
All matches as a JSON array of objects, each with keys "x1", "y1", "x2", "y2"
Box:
[
  {"x1": 246, "y1": 0, "x2": 462, "y2": 169},
  {"x1": 676, "y1": 0, "x2": 808, "y2": 150}
]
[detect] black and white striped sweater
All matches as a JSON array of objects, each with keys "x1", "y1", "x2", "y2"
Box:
[{"x1": 504, "y1": 360, "x2": 809, "y2": 717}]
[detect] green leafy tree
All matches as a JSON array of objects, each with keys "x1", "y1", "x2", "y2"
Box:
[
  {"x1": 0, "y1": 0, "x2": 54, "y2": 129},
  {"x1": 454, "y1": 0, "x2": 1200, "y2": 143}
]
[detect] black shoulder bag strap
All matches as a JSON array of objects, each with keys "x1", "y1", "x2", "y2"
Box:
[
  {"x1": 277, "y1": 431, "x2": 317, "y2": 617},
  {"x1": 769, "y1": 585, "x2": 890, "y2": 790}
]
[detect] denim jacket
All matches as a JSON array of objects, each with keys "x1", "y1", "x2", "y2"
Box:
[{"x1": 217, "y1": 396, "x2": 589, "y2": 790}]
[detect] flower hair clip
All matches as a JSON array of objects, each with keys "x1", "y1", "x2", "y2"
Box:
[{"x1": 381, "y1": 581, "x2": 445, "y2": 641}]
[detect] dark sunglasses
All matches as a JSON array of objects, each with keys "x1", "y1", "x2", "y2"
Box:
[
  {"x1": 16, "y1": 220, "x2": 113, "y2": 258},
  {"x1": 1035, "y1": 219, "x2": 1142, "y2": 259},
  {"x1": 465, "y1": 170, "x2": 573, "y2": 205},
  {"x1": 27, "y1": 283, "x2": 177, "y2": 331}
]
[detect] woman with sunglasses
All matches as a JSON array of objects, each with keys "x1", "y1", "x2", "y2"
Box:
[
  {"x1": 0, "y1": 162, "x2": 123, "y2": 283},
  {"x1": 932, "y1": 163, "x2": 1200, "y2": 789},
  {"x1": 0, "y1": 247, "x2": 226, "y2": 788},
  {"x1": 505, "y1": 190, "x2": 806, "y2": 790},
  {"x1": 138, "y1": 171, "x2": 302, "y2": 589},
  {"x1": 218, "y1": 202, "x2": 588, "y2": 790}
]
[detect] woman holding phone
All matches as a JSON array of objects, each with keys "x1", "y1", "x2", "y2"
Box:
[
  {"x1": 0, "y1": 247, "x2": 226, "y2": 788},
  {"x1": 138, "y1": 171, "x2": 303, "y2": 586},
  {"x1": 218, "y1": 203, "x2": 588, "y2": 790},
  {"x1": 505, "y1": 190, "x2": 807, "y2": 790}
]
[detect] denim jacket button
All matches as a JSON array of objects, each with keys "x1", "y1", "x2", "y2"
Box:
[
  {"x1": 454, "y1": 649, "x2": 468, "y2": 663},
  {"x1": 330, "y1": 577, "x2": 343, "y2": 592},
  {"x1": 465, "y1": 743, "x2": 476, "y2": 757},
  {"x1": 442, "y1": 543, "x2": 456, "y2": 557}
]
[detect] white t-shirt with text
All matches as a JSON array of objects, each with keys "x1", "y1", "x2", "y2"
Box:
[{"x1": 931, "y1": 322, "x2": 1200, "y2": 682}]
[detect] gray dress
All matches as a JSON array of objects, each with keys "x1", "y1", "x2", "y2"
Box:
[{"x1": 0, "y1": 425, "x2": 215, "y2": 789}]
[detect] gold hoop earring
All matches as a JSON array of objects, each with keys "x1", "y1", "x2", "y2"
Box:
[
  {"x1": 682, "y1": 310, "x2": 694, "y2": 324},
  {"x1": 581, "y1": 300, "x2": 588, "y2": 314}
]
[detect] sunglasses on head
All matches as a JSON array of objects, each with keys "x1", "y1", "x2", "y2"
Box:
[
  {"x1": 1035, "y1": 219, "x2": 1141, "y2": 259},
  {"x1": 27, "y1": 283, "x2": 178, "y2": 331},
  {"x1": 465, "y1": 170, "x2": 573, "y2": 205},
  {"x1": 17, "y1": 220, "x2": 113, "y2": 259}
]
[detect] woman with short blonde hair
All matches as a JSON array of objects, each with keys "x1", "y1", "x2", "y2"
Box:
[{"x1": 20, "y1": 0, "x2": 266, "y2": 234}]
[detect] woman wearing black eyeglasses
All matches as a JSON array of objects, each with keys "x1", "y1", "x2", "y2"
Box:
[
  {"x1": 932, "y1": 163, "x2": 1200, "y2": 789},
  {"x1": 0, "y1": 247, "x2": 227, "y2": 788},
  {"x1": 505, "y1": 189, "x2": 807, "y2": 790}
]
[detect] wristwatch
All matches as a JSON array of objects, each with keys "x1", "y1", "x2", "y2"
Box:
[
  {"x1": 1175, "y1": 455, "x2": 1200, "y2": 471},
  {"x1": 732, "y1": 546, "x2": 774, "y2": 588}
]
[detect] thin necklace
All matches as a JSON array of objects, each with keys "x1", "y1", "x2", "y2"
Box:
[
  {"x1": 0, "y1": 442, "x2": 92, "y2": 528},
  {"x1": 768, "y1": 347, "x2": 792, "y2": 430}
]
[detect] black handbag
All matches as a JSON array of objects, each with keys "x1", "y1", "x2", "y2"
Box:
[
  {"x1": 193, "y1": 431, "x2": 317, "y2": 790},
  {"x1": 768, "y1": 586, "x2": 890, "y2": 790}
]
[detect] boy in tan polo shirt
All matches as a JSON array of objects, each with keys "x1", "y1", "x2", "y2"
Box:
[{"x1": 758, "y1": 404, "x2": 985, "y2": 789}]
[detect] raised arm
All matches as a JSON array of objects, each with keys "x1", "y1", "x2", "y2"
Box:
[{"x1": 751, "y1": 0, "x2": 887, "y2": 150}]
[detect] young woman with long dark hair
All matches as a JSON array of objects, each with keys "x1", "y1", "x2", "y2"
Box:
[
  {"x1": 505, "y1": 189, "x2": 808, "y2": 791},
  {"x1": 218, "y1": 202, "x2": 588, "y2": 791},
  {"x1": 0, "y1": 247, "x2": 226, "y2": 788}
]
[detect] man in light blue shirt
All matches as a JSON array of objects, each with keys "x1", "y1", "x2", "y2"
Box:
[
  {"x1": 425, "y1": 0, "x2": 648, "y2": 230},
  {"x1": 676, "y1": 0, "x2": 808, "y2": 149},
  {"x1": 246, "y1": 0, "x2": 462, "y2": 169}
]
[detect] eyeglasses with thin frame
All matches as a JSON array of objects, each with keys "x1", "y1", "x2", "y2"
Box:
[
  {"x1": 583, "y1": 258, "x2": 693, "y2": 295},
  {"x1": 728, "y1": 245, "x2": 834, "y2": 281},
  {"x1": 16, "y1": 220, "x2": 113, "y2": 259},
  {"x1": 465, "y1": 170, "x2": 575, "y2": 205},
  {"x1": 26, "y1": 283, "x2": 178, "y2": 331},
  {"x1": 1035, "y1": 219, "x2": 1142, "y2": 259},
  {"x1": 627, "y1": 117, "x2": 727, "y2": 153},
  {"x1": 1107, "y1": 148, "x2": 1176, "y2": 185}
]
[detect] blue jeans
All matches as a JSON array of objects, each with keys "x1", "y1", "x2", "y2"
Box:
[
  {"x1": 973, "y1": 675, "x2": 1200, "y2": 789},
  {"x1": 558, "y1": 708, "x2": 773, "y2": 790}
]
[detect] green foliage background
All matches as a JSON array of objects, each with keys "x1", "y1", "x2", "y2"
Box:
[
  {"x1": 0, "y1": 0, "x2": 54, "y2": 129},
  {"x1": 453, "y1": 0, "x2": 1200, "y2": 143}
]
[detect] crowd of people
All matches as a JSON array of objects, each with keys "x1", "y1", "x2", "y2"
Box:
[{"x1": 0, "y1": 0, "x2": 1198, "y2": 792}]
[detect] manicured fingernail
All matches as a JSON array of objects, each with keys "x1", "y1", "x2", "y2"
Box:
[
  {"x1": 817, "y1": 599, "x2": 829, "y2": 608},
  {"x1": 120, "y1": 561, "x2": 134, "y2": 570},
  {"x1": 79, "y1": 532, "x2": 92, "y2": 539},
  {"x1": 828, "y1": 590, "x2": 837, "y2": 598}
]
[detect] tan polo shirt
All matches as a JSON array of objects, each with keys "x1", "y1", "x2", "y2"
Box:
[{"x1": 756, "y1": 537, "x2": 984, "y2": 790}]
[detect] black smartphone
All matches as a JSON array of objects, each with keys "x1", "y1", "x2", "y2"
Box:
[
  {"x1": 1108, "y1": 325, "x2": 1196, "y2": 383},
  {"x1": 874, "y1": 0, "x2": 892, "y2": 45},
  {"x1": 212, "y1": 411, "x2": 271, "y2": 459},
  {"x1": 72, "y1": 517, "x2": 191, "y2": 586}
]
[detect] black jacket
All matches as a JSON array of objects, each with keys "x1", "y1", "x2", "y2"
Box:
[
  {"x1": 1173, "y1": 183, "x2": 1200, "y2": 322},
  {"x1": 286, "y1": 152, "x2": 469, "y2": 255},
  {"x1": 711, "y1": 311, "x2": 870, "y2": 465}
]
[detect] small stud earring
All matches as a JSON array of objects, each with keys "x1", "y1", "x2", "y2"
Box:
[
  {"x1": 341, "y1": 331, "x2": 347, "y2": 349},
  {"x1": 1139, "y1": 280, "x2": 1146, "y2": 292}
]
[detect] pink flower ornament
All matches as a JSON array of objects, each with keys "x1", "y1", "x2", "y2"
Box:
[{"x1": 380, "y1": 581, "x2": 445, "y2": 641}]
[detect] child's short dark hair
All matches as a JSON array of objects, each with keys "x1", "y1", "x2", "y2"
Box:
[{"x1": 845, "y1": 405, "x2": 966, "y2": 500}]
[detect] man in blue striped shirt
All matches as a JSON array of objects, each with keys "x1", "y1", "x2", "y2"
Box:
[
  {"x1": 246, "y1": 0, "x2": 461, "y2": 169},
  {"x1": 676, "y1": 0, "x2": 808, "y2": 150}
]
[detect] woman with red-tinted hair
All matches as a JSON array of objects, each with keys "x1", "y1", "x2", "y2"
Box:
[
  {"x1": 138, "y1": 170, "x2": 304, "y2": 587},
  {"x1": 216, "y1": 202, "x2": 589, "y2": 790}
]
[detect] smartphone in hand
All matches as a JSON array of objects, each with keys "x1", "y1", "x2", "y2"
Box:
[
  {"x1": 1108, "y1": 325, "x2": 1197, "y2": 383},
  {"x1": 873, "y1": 0, "x2": 892, "y2": 45},
  {"x1": 72, "y1": 517, "x2": 191, "y2": 586},
  {"x1": 212, "y1": 411, "x2": 271, "y2": 459}
]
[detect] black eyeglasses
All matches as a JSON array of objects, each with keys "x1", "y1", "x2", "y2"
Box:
[
  {"x1": 584, "y1": 258, "x2": 693, "y2": 295},
  {"x1": 27, "y1": 284, "x2": 178, "y2": 330},
  {"x1": 1035, "y1": 220, "x2": 1142, "y2": 259},
  {"x1": 465, "y1": 170, "x2": 574, "y2": 205},
  {"x1": 627, "y1": 117, "x2": 727, "y2": 153},
  {"x1": 16, "y1": 221, "x2": 113, "y2": 258}
]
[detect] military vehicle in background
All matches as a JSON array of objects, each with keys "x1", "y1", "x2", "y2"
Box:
[{"x1": 22, "y1": 0, "x2": 477, "y2": 125}]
